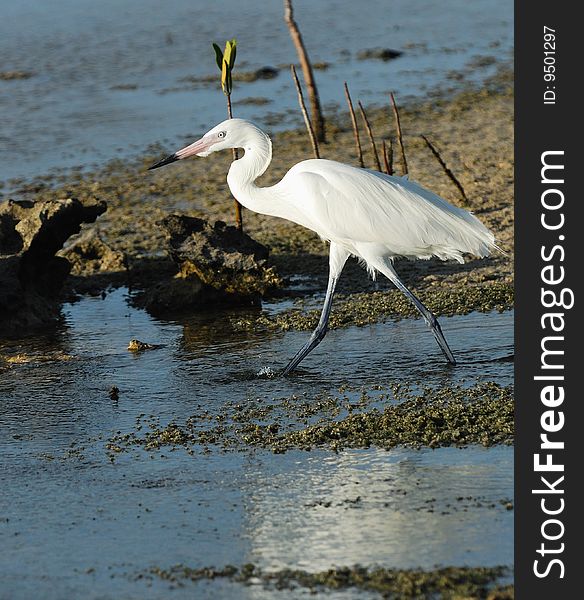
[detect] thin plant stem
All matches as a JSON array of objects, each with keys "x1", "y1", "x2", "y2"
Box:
[
  {"x1": 421, "y1": 135, "x2": 470, "y2": 205},
  {"x1": 227, "y1": 94, "x2": 243, "y2": 230},
  {"x1": 343, "y1": 82, "x2": 364, "y2": 168},
  {"x1": 357, "y1": 101, "x2": 382, "y2": 172},
  {"x1": 390, "y1": 92, "x2": 408, "y2": 175},
  {"x1": 284, "y1": 0, "x2": 325, "y2": 142},
  {"x1": 291, "y1": 64, "x2": 320, "y2": 159}
]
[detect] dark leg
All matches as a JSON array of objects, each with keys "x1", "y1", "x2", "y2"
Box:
[
  {"x1": 381, "y1": 263, "x2": 456, "y2": 365},
  {"x1": 282, "y1": 243, "x2": 348, "y2": 375}
]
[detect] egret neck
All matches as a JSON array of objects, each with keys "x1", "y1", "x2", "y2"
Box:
[{"x1": 226, "y1": 130, "x2": 289, "y2": 220}]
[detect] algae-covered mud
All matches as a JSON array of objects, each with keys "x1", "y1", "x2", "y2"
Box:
[
  {"x1": 107, "y1": 381, "x2": 513, "y2": 455},
  {"x1": 143, "y1": 564, "x2": 513, "y2": 598}
]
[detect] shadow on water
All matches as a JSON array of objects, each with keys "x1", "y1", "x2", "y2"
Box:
[{"x1": 0, "y1": 288, "x2": 513, "y2": 599}]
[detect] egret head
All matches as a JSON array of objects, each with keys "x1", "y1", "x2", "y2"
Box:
[{"x1": 148, "y1": 118, "x2": 265, "y2": 170}]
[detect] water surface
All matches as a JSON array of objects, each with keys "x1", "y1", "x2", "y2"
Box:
[
  {"x1": 0, "y1": 289, "x2": 513, "y2": 599},
  {"x1": 0, "y1": 0, "x2": 512, "y2": 183}
]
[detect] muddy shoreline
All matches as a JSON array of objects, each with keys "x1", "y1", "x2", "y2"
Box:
[
  {"x1": 140, "y1": 563, "x2": 513, "y2": 598},
  {"x1": 3, "y1": 66, "x2": 513, "y2": 331}
]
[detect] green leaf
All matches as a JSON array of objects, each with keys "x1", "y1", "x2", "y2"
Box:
[
  {"x1": 221, "y1": 59, "x2": 229, "y2": 94},
  {"x1": 223, "y1": 42, "x2": 233, "y2": 72},
  {"x1": 212, "y1": 43, "x2": 223, "y2": 71},
  {"x1": 228, "y1": 39, "x2": 237, "y2": 69}
]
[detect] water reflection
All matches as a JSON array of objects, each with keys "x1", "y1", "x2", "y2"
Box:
[{"x1": 242, "y1": 448, "x2": 513, "y2": 572}]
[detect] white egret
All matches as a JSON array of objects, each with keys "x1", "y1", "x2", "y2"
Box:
[{"x1": 149, "y1": 118, "x2": 496, "y2": 374}]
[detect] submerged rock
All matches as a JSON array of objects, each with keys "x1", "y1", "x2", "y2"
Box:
[
  {"x1": 235, "y1": 66, "x2": 279, "y2": 82},
  {"x1": 0, "y1": 70, "x2": 35, "y2": 80},
  {"x1": 0, "y1": 197, "x2": 106, "y2": 335},
  {"x1": 127, "y1": 339, "x2": 158, "y2": 352},
  {"x1": 357, "y1": 47, "x2": 403, "y2": 61},
  {"x1": 139, "y1": 215, "x2": 281, "y2": 315}
]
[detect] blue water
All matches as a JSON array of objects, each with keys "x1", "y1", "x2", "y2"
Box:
[
  {"x1": 0, "y1": 289, "x2": 514, "y2": 598},
  {"x1": 0, "y1": 0, "x2": 512, "y2": 184}
]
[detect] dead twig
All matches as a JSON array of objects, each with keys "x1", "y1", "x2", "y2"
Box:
[
  {"x1": 291, "y1": 64, "x2": 320, "y2": 159},
  {"x1": 390, "y1": 92, "x2": 408, "y2": 175},
  {"x1": 382, "y1": 139, "x2": 393, "y2": 175},
  {"x1": 343, "y1": 82, "x2": 364, "y2": 168},
  {"x1": 284, "y1": 0, "x2": 325, "y2": 142},
  {"x1": 357, "y1": 101, "x2": 382, "y2": 172},
  {"x1": 421, "y1": 135, "x2": 469, "y2": 205}
]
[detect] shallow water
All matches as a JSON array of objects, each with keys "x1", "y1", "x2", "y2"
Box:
[
  {"x1": 0, "y1": 0, "x2": 512, "y2": 184},
  {"x1": 0, "y1": 289, "x2": 513, "y2": 598}
]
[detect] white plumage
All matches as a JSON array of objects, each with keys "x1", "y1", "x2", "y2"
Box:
[
  {"x1": 280, "y1": 159, "x2": 494, "y2": 263},
  {"x1": 149, "y1": 118, "x2": 497, "y2": 374}
]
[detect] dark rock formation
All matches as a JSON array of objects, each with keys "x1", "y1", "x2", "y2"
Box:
[
  {"x1": 138, "y1": 215, "x2": 281, "y2": 315},
  {"x1": 236, "y1": 66, "x2": 279, "y2": 82},
  {"x1": 0, "y1": 197, "x2": 106, "y2": 336}
]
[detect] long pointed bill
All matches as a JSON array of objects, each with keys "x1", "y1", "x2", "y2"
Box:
[{"x1": 147, "y1": 136, "x2": 215, "y2": 170}]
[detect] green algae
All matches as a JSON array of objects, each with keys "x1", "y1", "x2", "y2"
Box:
[
  {"x1": 232, "y1": 282, "x2": 514, "y2": 332},
  {"x1": 143, "y1": 563, "x2": 513, "y2": 599},
  {"x1": 239, "y1": 382, "x2": 514, "y2": 453},
  {"x1": 106, "y1": 382, "x2": 513, "y2": 456}
]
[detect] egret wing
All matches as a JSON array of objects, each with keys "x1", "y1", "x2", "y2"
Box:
[{"x1": 284, "y1": 159, "x2": 494, "y2": 261}]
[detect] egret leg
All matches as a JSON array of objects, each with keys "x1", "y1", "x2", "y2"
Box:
[
  {"x1": 282, "y1": 243, "x2": 349, "y2": 375},
  {"x1": 379, "y1": 262, "x2": 456, "y2": 365}
]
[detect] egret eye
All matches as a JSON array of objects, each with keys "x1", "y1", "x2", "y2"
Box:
[{"x1": 218, "y1": 131, "x2": 226, "y2": 139}]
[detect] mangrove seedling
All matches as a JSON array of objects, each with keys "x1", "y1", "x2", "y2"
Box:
[{"x1": 213, "y1": 38, "x2": 244, "y2": 231}]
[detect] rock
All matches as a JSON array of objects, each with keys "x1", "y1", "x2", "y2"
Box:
[
  {"x1": 138, "y1": 215, "x2": 281, "y2": 315},
  {"x1": 139, "y1": 274, "x2": 209, "y2": 316},
  {"x1": 254, "y1": 66, "x2": 279, "y2": 79},
  {"x1": 236, "y1": 66, "x2": 279, "y2": 82},
  {"x1": 127, "y1": 339, "x2": 158, "y2": 352},
  {"x1": 357, "y1": 48, "x2": 403, "y2": 61},
  {"x1": 0, "y1": 197, "x2": 106, "y2": 336},
  {"x1": 165, "y1": 215, "x2": 281, "y2": 294},
  {"x1": 60, "y1": 230, "x2": 126, "y2": 276},
  {"x1": 0, "y1": 70, "x2": 35, "y2": 80}
]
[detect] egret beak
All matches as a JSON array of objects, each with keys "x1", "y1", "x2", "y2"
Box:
[{"x1": 147, "y1": 135, "x2": 215, "y2": 170}]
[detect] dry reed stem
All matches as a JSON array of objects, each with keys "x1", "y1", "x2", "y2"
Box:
[
  {"x1": 343, "y1": 82, "x2": 364, "y2": 168},
  {"x1": 226, "y1": 95, "x2": 243, "y2": 231},
  {"x1": 291, "y1": 64, "x2": 320, "y2": 159},
  {"x1": 284, "y1": 0, "x2": 325, "y2": 142},
  {"x1": 421, "y1": 135, "x2": 469, "y2": 205},
  {"x1": 390, "y1": 92, "x2": 408, "y2": 175},
  {"x1": 357, "y1": 101, "x2": 382, "y2": 172},
  {"x1": 382, "y1": 140, "x2": 394, "y2": 175}
]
